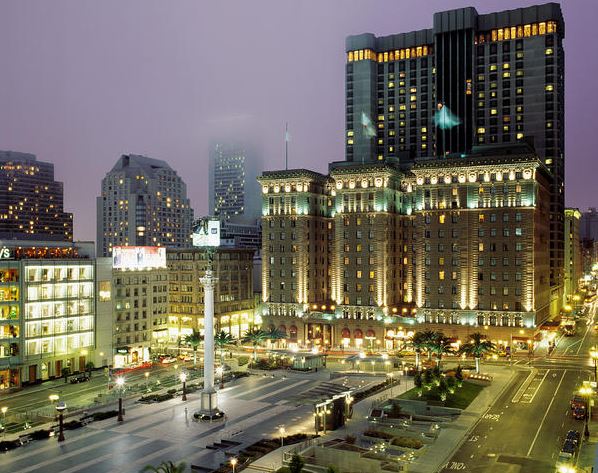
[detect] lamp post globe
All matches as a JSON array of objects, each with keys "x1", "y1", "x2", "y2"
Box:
[
  {"x1": 55, "y1": 401, "x2": 66, "y2": 442},
  {"x1": 180, "y1": 372, "x2": 187, "y2": 401},
  {"x1": 115, "y1": 377, "x2": 125, "y2": 422}
]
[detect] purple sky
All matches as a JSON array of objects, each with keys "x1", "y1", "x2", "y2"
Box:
[{"x1": 0, "y1": 1, "x2": 596, "y2": 241}]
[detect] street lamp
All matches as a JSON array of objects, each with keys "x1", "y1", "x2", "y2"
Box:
[
  {"x1": 216, "y1": 366, "x2": 224, "y2": 389},
  {"x1": 115, "y1": 377, "x2": 125, "y2": 422},
  {"x1": 590, "y1": 348, "x2": 598, "y2": 382},
  {"x1": 580, "y1": 386, "x2": 592, "y2": 438},
  {"x1": 278, "y1": 425, "x2": 286, "y2": 462},
  {"x1": 278, "y1": 424, "x2": 285, "y2": 448},
  {"x1": 55, "y1": 401, "x2": 66, "y2": 442},
  {"x1": 1, "y1": 406, "x2": 7, "y2": 438},
  {"x1": 388, "y1": 372, "x2": 395, "y2": 397},
  {"x1": 230, "y1": 457, "x2": 238, "y2": 473},
  {"x1": 144, "y1": 371, "x2": 150, "y2": 392},
  {"x1": 180, "y1": 372, "x2": 187, "y2": 401}
]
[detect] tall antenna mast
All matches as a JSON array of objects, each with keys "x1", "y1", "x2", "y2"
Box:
[{"x1": 285, "y1": 122, "x2": 289, "y2": 170}]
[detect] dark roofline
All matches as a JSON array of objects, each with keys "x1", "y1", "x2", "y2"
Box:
[
  {"x1": 258, "y1": 169, "x2": 328, "y2": 182},
  {"x1": 346, "y1": 3, "x2": 564, "y2": 51}
]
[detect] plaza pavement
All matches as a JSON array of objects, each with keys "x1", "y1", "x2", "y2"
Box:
[{"x1": 0, "y1": 370, "x2": 380, "y2": 473}]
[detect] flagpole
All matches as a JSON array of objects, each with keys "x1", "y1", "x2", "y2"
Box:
[{"x1": 285, "y1": 122, "x2": 289, "y2": 170}]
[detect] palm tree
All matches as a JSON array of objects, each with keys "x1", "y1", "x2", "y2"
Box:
[
  {"x1": 183, "y1": 329, "x2": 203, "y2": 366},
  {"x1": 460, "y1": 332, "x2": 496, "y2": 374},
  {"x1": 411, "y1": 331, "x2": 431, "y2": 371},
  {"x1": 142, "y1": 460, "x2": 187, "y2": 473},
  {"x1": 428, "y1": 333, "x2": 454, "y2": 369},
  {"x1": 85, "y1": 361, "x2": 94, "y2": 379},
  {"x1": 265, "y1": 327, "x2": 285, "y2": 348},
  {"x1": 242, "y1": 328, "x2": 268, "y2": 361},
  {"x1": 214, "y1": 330, "x2": 236, "y2": 367}
]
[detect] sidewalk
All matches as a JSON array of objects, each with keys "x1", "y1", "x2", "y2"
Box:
[
  {"x1": 246, "y1": 365, "x2": 518, "y2": 473},
  {"x1": 577, "y1": 411, "x2": 598, "y2": 472}
]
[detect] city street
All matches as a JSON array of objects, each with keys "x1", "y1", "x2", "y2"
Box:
[
  {"x1": 442, "y1": 301, "x2": 598, "y2": 472},
  {"x1": 0, "y1": 362, "x2": 195, "y2": 423}
]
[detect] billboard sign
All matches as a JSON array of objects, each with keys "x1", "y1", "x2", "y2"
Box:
[
  {"x1": 112, "y1": 246, "x2": 166, "y2": 270},
  {"x1": 192, "y1": 218, "x2": 221, "y2": 247}
]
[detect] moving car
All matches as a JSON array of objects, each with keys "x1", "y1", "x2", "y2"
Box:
[{"x1": 70, "y1": 374, "x2": 90, "y2": 384}]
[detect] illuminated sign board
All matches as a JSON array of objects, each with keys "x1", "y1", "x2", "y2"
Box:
[
  {"x1": 0, "y1": 247, "x2": 14, "y2": 260},
  {"x1": 192, "y1": 218, "x2": 221, "y2": 248},
  {"x1": 112, "y1": 246, "x2": 166, "y2": 270}
]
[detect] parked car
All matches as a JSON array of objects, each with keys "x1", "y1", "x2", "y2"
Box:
[
  {"x1": 573, "y1": 406, "x2": 587, "y2": 420},
  {"x1": 70, "y1": 374, "x2": 90, "y2": 384},
  {"x1": 160, "y1": 356, "x2": 177, "y2": 364},
  {"x1": 570, "y1": 396, "x2": 587, "y2": 410},
  {"x1": 565, "y1": 430, "x2": 581, "y2": 445}
]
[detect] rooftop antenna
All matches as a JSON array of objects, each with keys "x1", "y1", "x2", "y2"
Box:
[{"x1": 284, "y1": 122, "x2": 290, "y2": 170}]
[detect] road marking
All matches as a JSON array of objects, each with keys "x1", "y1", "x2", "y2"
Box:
[
  {"x1": 526, "y1": 369, "x2": 567, "y2": 457},
  {"x1": 576, "y1": 322, "x2": 592, "y2": 356},
  {"x1": 524, "y1": 369, "x2": 550, "y2": 404},
  {"x1": 512, "y1": 369, "x2": 538, "y2": 403}
]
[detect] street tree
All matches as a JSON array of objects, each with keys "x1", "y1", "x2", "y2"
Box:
[
  {"x1": 184, "y1": 329, "x2": 203, "y2": 366},
  {"x1": 214, "y1": 330, "x2": 236, "y2": 367},
  {"x1": 242, "y1": 328, "x2": 268, "y2": 361},
  {"x1": 61, "y1": 367, "x2": 70, "y2": 383},
  {"x1": 460, "y1": 332, "x2": 496, "y2": 373},
  {"x1": 289, "y1": 453, "x2": 304, "y2": 473},
  {"x1": 428, "y1": 333, "x2": 454, "y2": 369},
  {"x1": 141, "y1": 461, "x2": 187, "y2": 473},
  {"x1": 85, "y1": 361, "x2": 94, "y2": 378}
]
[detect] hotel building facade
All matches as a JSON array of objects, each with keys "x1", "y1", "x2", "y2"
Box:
[{"x1": 258, "y1": 145, "x2": 551, "y2": 350}]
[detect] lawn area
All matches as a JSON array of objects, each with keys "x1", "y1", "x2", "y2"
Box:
[{"x1": 399, "y1": 381, "x2": 484, "y2": 410}]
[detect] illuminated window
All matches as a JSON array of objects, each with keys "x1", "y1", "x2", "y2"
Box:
[
  {"x1": 547, "y1": 21, "x2": 556, "y2": 33},
  {"x1": 545, "y1": 84, "x2": 554, "y2": 92},
  {"x1": 369, "y1": 271, "x2": 375, "y2": 279},
  {"x1": 497, "y1": 29, "x2": 504, "y2": 41},
  {"x1": 524, "y1": 24, "x2": 531, "y2": 37},
  {"x1": 439, "y1": 271, "x2": 445, "y2": 280},
  {"x1": 479, "y1": 214, "x2": 485, "y2": 223},
  {"x1": 439, "y1": 215, "x2": 445, "y2": 224},
  {"x1": 479, "y1": 243, "x2": 484, "y2": 251},
  {"x1": 388, "y1": 81, "x2": 394, "y2": 88},
  {"x1": 490, "y1": 64, "x2": 497, "y2": 71},
  {"x1": 545, "y1": 48, "x2": 554, "y2": 56},
  {"x1": 347, "y1": 130, "x2": 354, "y2": 137},
  {"x1": 356, "y1": 270, "x2": 362, "y2": 279},
  {"x1": 516, "y1": 132, "x2": 524, "y2": 140},
  {"x1": 477, "y1": 127, "x2": 486, "y2": 134}
]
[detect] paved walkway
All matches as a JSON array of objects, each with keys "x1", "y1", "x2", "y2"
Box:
[
  {"x1": 246, "y1": 365, "x2": 518, "y2": 473},
  {"x1": 577, "y1": 409, "x2": 598, "y2": 472}
]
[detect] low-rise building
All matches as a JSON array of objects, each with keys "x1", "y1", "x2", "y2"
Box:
[
  {"x1": 0, "y1": 241, "x2": 96, "y2": 389},
  {"x1": 167, "y1": 247, "x2": 255, "y2": 343}
]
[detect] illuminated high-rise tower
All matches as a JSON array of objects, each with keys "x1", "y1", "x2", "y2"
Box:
[
  {"x1": 97, "y1": 154, "x2": 194, "y2": 257},
  {"x1": 345, "y1": 3, "x2": 565, "y2": 313},
  {"x1": 0, "y1": 151, "x2": 73, "y2": 241}
]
